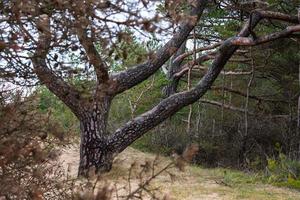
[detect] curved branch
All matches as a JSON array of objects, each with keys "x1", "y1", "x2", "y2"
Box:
[
  {"x1": 171, "y1": 11, "x2": 300, "y2": 80},
  {"x1": 173, "y1": 52, "x2": 216, "y2": 78},
  {"x1": 31, "y1": 15, "x2": 83, "y2": 117},
  {"x1": 230, "y1": 25, "x2": 300, "y2": 46},
  {"x1": 258, "y1": 10, "x2": 299, "y2": 24},
  {"x1": 111, "y1": 0, "x2": 208, "y2": 95},
  {"x1": 107, "y1": 12, "x2": 263, "y2": 153}
]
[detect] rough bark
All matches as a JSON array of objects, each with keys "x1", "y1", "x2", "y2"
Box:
[{"x1": 78, "y1": 97, "x2": 113, "y2": 177}]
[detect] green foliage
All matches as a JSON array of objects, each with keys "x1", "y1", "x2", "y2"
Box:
[
  {"x1": 37, "y1": 86, "x2": 79, "y2": 132},
  {"x1": 109, "y1": 33, "x2": 149, "y2": 72},
  {"x1": 266, "y1": 152, "x2": 300, "y2": 190},
  {"x1": 131, "y1": 134, "x2": 155, "y2": 153},
  {"x1": 214, "y1": 20, "x2": 241, "y2": 38},
  {"x1": 221, "y1": 169, "x2": 261, "y2": 187}
]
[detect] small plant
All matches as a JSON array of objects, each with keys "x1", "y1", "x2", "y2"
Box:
[{"x1": 266, "y1": 152, "x2": 300, "y2": 190}]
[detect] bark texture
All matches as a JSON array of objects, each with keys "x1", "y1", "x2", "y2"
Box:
[{"x1": 77, "y1": 97, "x2": 113, "y2": 176}]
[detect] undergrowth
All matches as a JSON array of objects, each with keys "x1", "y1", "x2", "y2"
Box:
[{"x1": 266, "y1": 153, "x2": 300, "y2": 190}]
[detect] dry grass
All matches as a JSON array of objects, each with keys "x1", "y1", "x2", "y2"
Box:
[{"x1": 59, "y1": 145, "x2": 300, "y2": 200}]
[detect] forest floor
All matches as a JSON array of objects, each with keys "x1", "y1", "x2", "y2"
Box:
[{"x1": 59, "y1": 144, "x2": 300, "y2": 200}]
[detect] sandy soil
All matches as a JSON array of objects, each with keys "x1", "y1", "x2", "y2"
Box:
[{"x1": 58, "y1": 145, "x2": 300, "y2": 200}]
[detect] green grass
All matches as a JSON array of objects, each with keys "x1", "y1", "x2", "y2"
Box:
[{"x1": 184, "y1": 166, "x2": 300, "y2": 200}]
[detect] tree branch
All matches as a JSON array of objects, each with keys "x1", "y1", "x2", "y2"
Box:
[
  {"x1": 199, "y1": 99, "x2": 253, "y2": 115},
  {"x1": 230, "y1": 25, "x2": 300, "y2": 46},
  {"x1": 31, "y1": 15, "x2": 83, "y2": 117},
  {"x1": 171, "y1": 11, "x2": 300, "y2": 80},
  {"x1": 258, "y1": 10, "x2": 299, "y2": 24},
  {"x1": 75, "y1": 23, "x2": 109, "y2": 83},
  {"x1": 162, "y1": 41, "x2": 186, "y2": 97},
  {"x1": 172, "y1": 10, "x2": 300, "y2": 73},
  {"x1": 211, "y1": 86, "x2": 288, "y2": 103},
  {"x1": 107, "y1": 11, "x2": 263, "y2": 153},
  {"x1": 111, "y1": 0, "x2": 208, "y2": 94},
  {"x1": 173, "y1": 53, "x2": 216, "y2": 78}
]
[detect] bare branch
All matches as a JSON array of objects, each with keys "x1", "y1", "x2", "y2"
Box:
[
  {"x1": 171, "y1": 12, "x2": 300, "y2": 79},
  {"x1": 230, "y1": 25, "x2": 300, "y2": 46},
  {"x1": 211, "y1": 86, "x2": 288, "y2": 103},
  {"x1": 173, "y1": 53, "x2": 216, "y2": 78},
  {"x1": 199, "y1": 99, "x2": 253, "y2": 114},
  {"x1": 258, "y1": 10, "x2": 300, "y2": 24}
]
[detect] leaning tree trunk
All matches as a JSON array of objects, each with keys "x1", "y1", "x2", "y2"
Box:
[{"x1": 78, "y1": 97, "x2": 114, "y2": 177}]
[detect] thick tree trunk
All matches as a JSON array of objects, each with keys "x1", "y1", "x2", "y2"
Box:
[
  {"x1": 78, "y1": 121, "x2": 113, "y2": 177},
  {"x1": 77, "y1": 97, "x2": 114, "y2": 177}
]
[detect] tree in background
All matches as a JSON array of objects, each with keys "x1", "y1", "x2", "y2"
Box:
[{"x1": 0, "y1": 0, "x2": 299, "y2": 177}]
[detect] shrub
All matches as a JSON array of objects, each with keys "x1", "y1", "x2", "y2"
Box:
[
  {"x1": 266, "y1": 153, "x2": 300, "y2": 190},
  {"x1": 0, "y1": 89, "x2": 75, "y2": 199}
]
